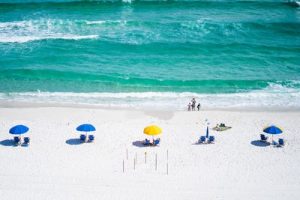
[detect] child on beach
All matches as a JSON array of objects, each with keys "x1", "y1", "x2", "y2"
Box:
[
  {"x1": 197, "y1": 103, "x2": 201, "y2": 111},
  {"x1": 188, "y1": 103, "x2": 191, "y2": 111}
]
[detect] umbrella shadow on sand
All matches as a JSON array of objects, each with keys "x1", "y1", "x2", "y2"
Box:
[
  {"x1": 251, "y1": 140, "x2": 270, "y2": 147},
  {"x1": 132, "y1": 140, "x2": 148, "y2": 148},
  {"x1": 66, "y1": 138, "x2": 83, "y2": 145},
  {"x1": 0, "y1": 139, "x2": 16, "y2": 147}
]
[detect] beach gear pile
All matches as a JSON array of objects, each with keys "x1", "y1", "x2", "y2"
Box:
[{"x1": 212, "y1": 123, "x2": 231, "y2": 131}]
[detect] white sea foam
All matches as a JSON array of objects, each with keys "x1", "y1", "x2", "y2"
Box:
[
  {"x1": 122, "y1": 0, "x2": 132, "y2": 3},
  {"x1": 85, "y1": 20, "x2": 125, "y2": 25},
  {"x1": 0, "y1": 21, "x2": 28, "y2": 28},
  {"x1": 85, "y1": 20, "x2": 106, "y2": 25},
  {"x1": 1, "y1": 83, "x2": 300, "y2": 110},
  {"x1": 0, "y1": 19, "x2": 98, "y2": 43},
  {"x1": 0, "y1": 35, "x2": 98, "y2": 43},
  {"x1": 181, "y1": 19, "x2": 244, "y2": 37}
]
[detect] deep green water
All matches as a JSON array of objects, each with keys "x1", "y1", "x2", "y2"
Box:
[{"x1": 0, "y1": 0, "x2": 300, "y2": 109}]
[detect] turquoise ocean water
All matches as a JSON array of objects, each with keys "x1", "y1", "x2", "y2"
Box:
[{"x1": 0, "y1": 0, "x2": 300, "y2": 109}]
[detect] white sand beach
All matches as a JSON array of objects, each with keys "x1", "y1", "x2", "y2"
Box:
[{"x1": 0, "y1": 107, "x2": 300, "y2": 200}]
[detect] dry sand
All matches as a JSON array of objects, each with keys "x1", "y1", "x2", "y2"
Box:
[{"x1": 0, "y1": 107, "x2": 299, "y2": 199}]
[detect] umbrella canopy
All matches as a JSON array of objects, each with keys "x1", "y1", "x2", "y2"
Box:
[
  {"x1": 205, "y1": 126, "x2": 209, "y2": 138},
  {"x1": 76, "y1": 124, "x2": 96, "y2": 132},
  {"x1": 144, "y1": 125, "x2": 162, "y2": 136},
  {"x1": 263, "y1": 125, "x2": 282, "y2": 135},
  {"x1": 9, "y1": 125, "x2": 29, "y2": 135}
]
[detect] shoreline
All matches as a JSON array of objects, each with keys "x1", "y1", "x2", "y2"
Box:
[{"x1": 1, "y1": 100, "x2": 300, "y2": 112}]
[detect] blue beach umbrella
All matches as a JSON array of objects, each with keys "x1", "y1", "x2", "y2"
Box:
[
  {"x1": 76, "y1": 124, "x2": 96, "y2": 132},
  {"x1": 263, "y1": 125, "x2": 282, "y2": 143},
  {"x1": 263, "y1": 125, "x2": 282, "y2": 135},
  {"x1": 9, "y1": 125, "x2": 29, "y2": 135},
  {"x1": 205, "y1": 126, "x2": 209, "y2": 138}
]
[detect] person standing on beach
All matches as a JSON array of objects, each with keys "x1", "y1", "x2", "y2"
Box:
[
  {"x1": 191, "y1": 98, "x2": 196, "y2": 111},
  {"x1": 197, "y1": 103, "x2": 201, "y2": 111},
  {"x1": 188, "y1": 103, "x2": 191, "y2": 111}
]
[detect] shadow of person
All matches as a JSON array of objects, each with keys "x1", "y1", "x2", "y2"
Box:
[
  {"x1": 66, "y1": 138, "x2": 83, "y2": 145},
  {"x1": 0, "y1": 139, "x2": 16, "y2": 147},
  {"x1": 251, "y1": 140, "x2": 270, "y2": 147},
  {"x1": 132, "y1": 140, "x2": 148, "y2": 148}
]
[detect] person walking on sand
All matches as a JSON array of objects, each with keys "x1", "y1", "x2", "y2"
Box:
[
  {"x1": 197, "y1": 103, "x2": 201, "y2": 111},
  {"x1": 188, "y1": 102, "x2": 191, "y2": 111}
]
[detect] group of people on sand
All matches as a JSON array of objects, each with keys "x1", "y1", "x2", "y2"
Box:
[{"x1": 187, "y1": 98, "x2": 201, "y2": 111}]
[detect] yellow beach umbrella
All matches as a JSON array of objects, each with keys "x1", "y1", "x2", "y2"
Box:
[{"x1": 144, "y1": 125, "x2": 162, "y2": 136}]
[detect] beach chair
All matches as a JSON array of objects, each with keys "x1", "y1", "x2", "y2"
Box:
[
  {"x1": 198, "y1": 136, "x2": 206, "y2": 144},
  {"x1": 153, "y1": 138, "x2": 160, "y2": 146},
  {"x1": 143, "y1": 139, "x2": 151, "y2": 146},
  {"x1": 14, "y1": 136, "x2": 21, "y2": 145},
  {"x1": 88, "y1": 135, "x2": 94, "y2": 142},
  {"x1": 23, "y1": 137, "x2": 30, "y2": 145},
  {"x1": 260, "y1": 134, "x2": 268, "y2": 142},
  {"x1": 278, "y1": 138, "x2": 285, "y2": 147},
  {"x1": 278, "y1": 138, "x2": 284, "y2": 146},
  {"x1": 208, "y1": 136, "x2": 215, "y2": 143},
  {"x1": 80, "y1": 134, "x2": 86, "y2": 142}
]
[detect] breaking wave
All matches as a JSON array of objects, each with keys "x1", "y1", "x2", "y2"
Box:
[
  {"x1": 1, "y1": 18, "x2": 298, "y2": 44},
  {"x1": 1, "y1": 82, "x2": 300, "y2": 110}
]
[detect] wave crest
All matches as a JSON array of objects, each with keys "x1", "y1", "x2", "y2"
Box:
[
  {"x1": 0, "y1": 19, "x2": 98, "y2": 43},
  {"x1": 0, "y1": 35, "x2": 98, "y2": 43},
  {"x1": 1, "y1": 18, "x2": 299, "y2": 44}
]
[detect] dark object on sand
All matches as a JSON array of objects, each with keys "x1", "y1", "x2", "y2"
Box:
[
  {"x1": 23, "y1": 137, "x2": 30, "y2": 145},
  {"x1": 88, "y1": 135, "x2": 95, "y2": 142},
  {"x1": 213, "y1": 123, "x2": 232, "y2": 131},
  {"x1": 260, "y1": 134, "x2": 268, "y2": 142},
  {"x1": 80, "y1": 134, "x2": 86, "y2": 141},
  {"x1": 208, "y1": 136, "x2": 215, "y2": 143},
  {"x1": 278, "y1": 138, "x2": 285, "y2": 147}
]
